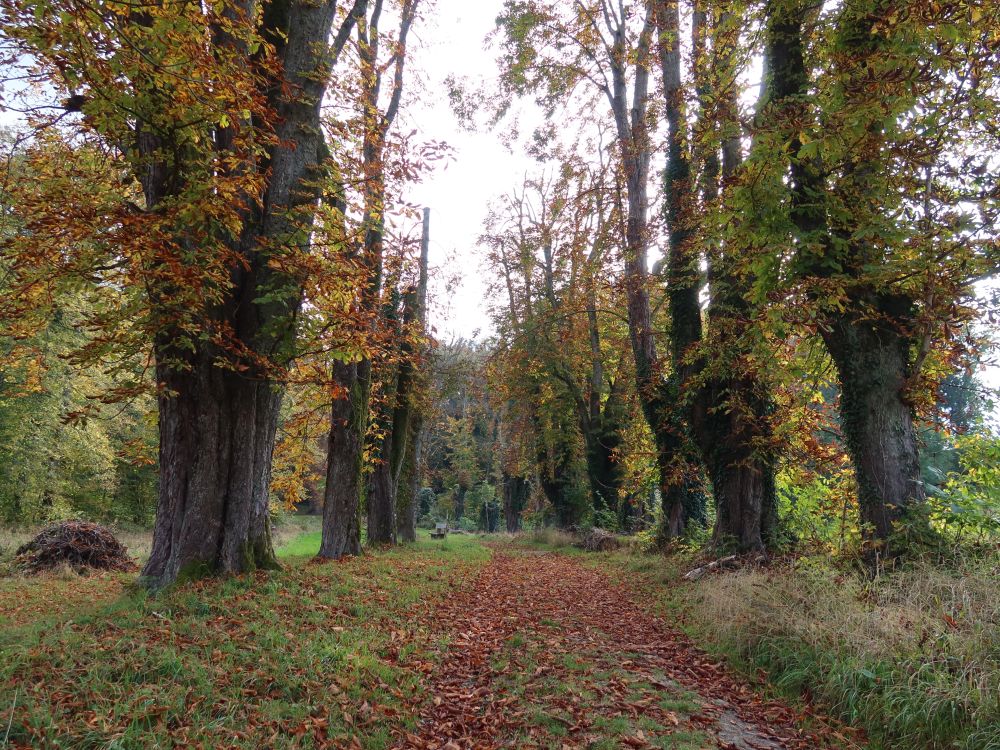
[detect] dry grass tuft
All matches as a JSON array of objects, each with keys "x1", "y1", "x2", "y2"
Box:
[
  {"x1": 527, "y1": 527, "x2": 578, "y2": 549},
  {"x1": 690, "y1": 554, "x2": 1000, "y2": 749}
]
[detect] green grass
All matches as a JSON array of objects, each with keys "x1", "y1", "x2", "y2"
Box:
[
  {"x1": 1, "y1": 533, "x2": 489, "y2": 749},
  {"x1": 275, "y1": 529, "x2": 322, "y2": 558}
]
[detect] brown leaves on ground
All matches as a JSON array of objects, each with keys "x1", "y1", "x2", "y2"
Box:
[
  {"x1": 2, "y1": 539, "x2": 861, "y2": 749},
  {"x1": 0, "y1": 570, "x2": 129, "y2": 630},
  {"x1": 399, "y1": 550, "x2": 857, "y2": 750}
]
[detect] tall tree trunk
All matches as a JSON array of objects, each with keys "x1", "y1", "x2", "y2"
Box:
[
  {"x1": 690, "y1": 1, "x2": 778, "y2": 551},
  {"x1": 366, "y1": 295, "x2": 399, "y2": 546},
  {"x1": 353, "y1": 0, "x2": 420, "y2": 546},
  {"x1": 145, "y1": 359, "x2": 280, "y2": 586},
  {"x1": 394, "y1": 208, "x2": 430, "y2": 543},
  {"x1": 502, "y1": 472, "x2": 529, "y2": 533},
  {"x1": 608, "y1": 6, "x2": 701, "y2": 538},
  {"x1": 822, "y1": 308, "x2": 925, "y2": 547},
  {"x1": 703, "y1": 380, "x2": 777, "y2": 551},
  {"x1": 367, "y1": 443, "x2": 396, "y2": 544},
  {"x1": 143, "y1": 0, "x2": 364, "y2": 588},
  {"x1": 395, "y1": 418, "x2": 422, "y2": 542},
  {"x1": 319, "y1": 359, "x2": 364, "y2": 559}
]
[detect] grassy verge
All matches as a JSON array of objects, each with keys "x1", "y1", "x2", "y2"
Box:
[
  {"x1": 1, "y1": 531, "x2": 488, "y2": 749},
  {"x1": 592, "y1": 547, "x2": 1000, "y2": 750},
  {"x1": 0, "y1": 515, "x2": 324, "y2": 632}
]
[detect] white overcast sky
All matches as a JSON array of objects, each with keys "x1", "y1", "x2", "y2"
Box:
[{"x1": 403, "y1": 0, "x2": 527, "y2": 343}]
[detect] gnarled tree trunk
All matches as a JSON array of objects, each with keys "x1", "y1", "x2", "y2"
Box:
[
  {"x1": 823, "y1": 309, "x2": 924, "y2": 547},
  {"x1": 143, "y1": 0, "x2": 364, "y2": 589},
  {"x1": 145, "y1": 360, "x2": 280, "y2": 585}
]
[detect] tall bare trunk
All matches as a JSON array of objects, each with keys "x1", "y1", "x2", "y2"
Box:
[
  {"x1": 394, "y1": 207, "x2": 430, "y2": 543},
  {"x1": 319, "y1": 359, "x2": 364, "y2": 559}
]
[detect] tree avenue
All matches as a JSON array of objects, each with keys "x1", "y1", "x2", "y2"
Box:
[
  {"x1": 485, "y1": 0, "x2": 999, "y2": 556},
  {"x1": 0, "y1": 0, "x2": 997, "y2": 587},
  {"x1": 2, "y1": 1, "x2": 1000, "y2": 748}
]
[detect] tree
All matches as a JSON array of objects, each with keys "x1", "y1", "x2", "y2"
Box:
[
  {"x1": 394, "y1": 207, "x2": 431, "y2": 543},
  {"x1": 755, "y1": 0, "x2": 1000, "y2": 556},
  {"x1": 1, "y1": 0, "x2": 366, "y2": 586},
  {"x1": 653, "y1": 0, "x2": 778, "y2": 550}
]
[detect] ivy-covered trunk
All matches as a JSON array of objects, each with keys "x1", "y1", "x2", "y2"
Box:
[
  {"x1": 701, "y1": 377, "x2": 777, "y2": 551},
  {"x1": 579, "y1": 393, "x2": 624, "y2": 517},
  {"x1": 395, "y1": 420, "x2": 421, "y2": 543},
  {"x1": 823, "y1": 310, "x2": 924, "y2": 549}
]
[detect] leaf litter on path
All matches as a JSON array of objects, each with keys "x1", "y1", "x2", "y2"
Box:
[{"x1": 397, "y1": 550, "x2": 860, "y2": 750}]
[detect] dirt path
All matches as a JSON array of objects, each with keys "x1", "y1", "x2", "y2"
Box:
[{"x1": 397, "y1": 550, "x2": 853, "y2": 750}]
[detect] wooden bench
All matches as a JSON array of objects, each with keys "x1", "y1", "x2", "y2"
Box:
[{"x1": 430, "y1": 523, "x2": 448, "y2": 539}]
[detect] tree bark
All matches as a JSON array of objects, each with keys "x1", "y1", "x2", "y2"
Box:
[
  {"x1": 145, "y1": 359, "x2": 280, "y2": 586},
  {"x1": 602, "y1": 5, "x2": 701, "y2": 538},
  {"x1": 394, "y1": 208, "x2": 430, "y2": 543},
  {"x1": 366, "y1": 442, "x2": 397, "y2": 544},
  {"x1": 143, "y1": 0, "x2": 364, "y2": 588},
  {"x1": 823, "y1": 308, "x2": 925, "y2": 548},
  {"x1": 353, "y1": 0, "x2": 420, "y2": 547},
  {"x1": 502, "y1": 472, "x2": 529, "y2": 533},
  {"x1": 319, "y1": 359, "x2": 364, "y2": 559},
  {"x1": 395, "y1": 418, "x2": 421, "y2": 542},
  {"x1": 653, "y1": 0, "x2": 710, "y2": 542}
]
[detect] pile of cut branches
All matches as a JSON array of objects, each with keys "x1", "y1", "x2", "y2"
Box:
[{"x1": 14, "y1": 521, "x2": 138, "y2": 575}]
